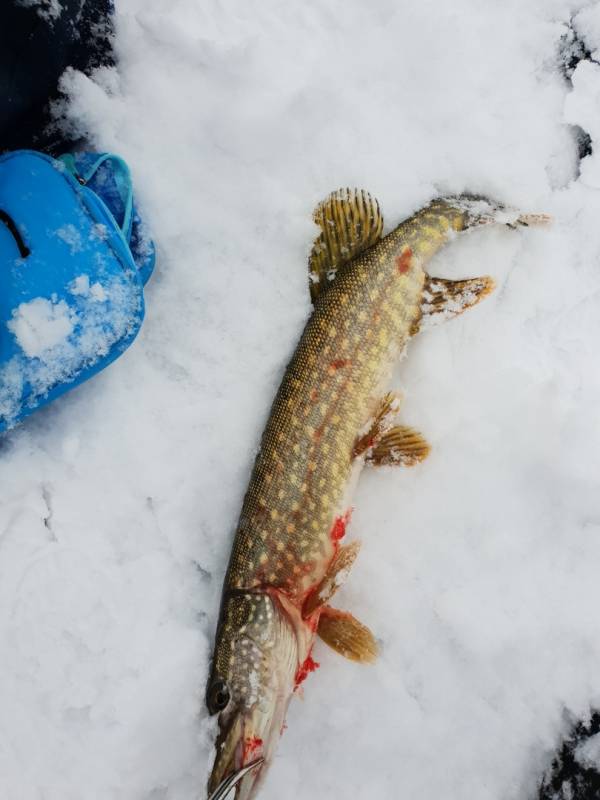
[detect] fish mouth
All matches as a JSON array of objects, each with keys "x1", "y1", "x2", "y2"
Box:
[
  {"x1": 207, "y1": 758, "x2": 264, "y2": 800},
  {"x1": 207, "y1": 694, "x2": 292, "y2": 800}
]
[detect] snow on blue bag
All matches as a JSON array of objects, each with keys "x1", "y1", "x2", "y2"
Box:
[{"x1": 0, "y1": 150, "x2": 155, "y2": 433}]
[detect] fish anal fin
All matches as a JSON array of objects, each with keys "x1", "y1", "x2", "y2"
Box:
[
  {"x1": 415, "y1": 275, "x2": 495, "y2": 334},
  {"x1": 317, "y1": 606, "x2": 378, "y2": 664},
  {"x1": 303, "y1": 540, "x2": 361, "y2": 618},
  {"x1": 309, "y1": 188, "x2": 383, "y2": 303},
  {"x1": 366, "y1": 425, "x2": 430, "y2": 467}
]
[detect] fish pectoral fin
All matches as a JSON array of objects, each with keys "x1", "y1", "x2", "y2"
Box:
[
  {"x1": 303, "y1": 541, "x2": 361, "y2": 617},
  {"x1": 352, "y1": 391, "x2": 402, "y2": 458},
  {"x1": 365, "y1": 425, "x2": 430, "y2": 467},
  {"x1": 413, "y1": 275, "x2": 495, "y2": 334},
  {"x1": 308, "y1": 188, "x2": 383, "y2": 303},
  {"x1": 317, "y1": 606, "x2": 378, "y2": 663}
]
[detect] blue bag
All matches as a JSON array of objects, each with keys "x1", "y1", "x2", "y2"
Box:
[{"x1": 0, "y1": 150, "x2": 155, "y2": 433}]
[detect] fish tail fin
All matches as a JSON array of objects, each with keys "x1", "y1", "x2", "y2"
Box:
[{"x1": 449, "y1": 194, "x2": 552, "y2": 231}]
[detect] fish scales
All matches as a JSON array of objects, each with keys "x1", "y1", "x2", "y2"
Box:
[{"x1": 226, "y1": 201, "x2": 464, "y2": 600}]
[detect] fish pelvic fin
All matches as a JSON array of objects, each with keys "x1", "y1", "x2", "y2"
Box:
[
  {"x1": 366, "y1": 425, "x2": 431, "y2": 467},
  {"x1": 353, "y1": 392, "x2": 431, "y2": 467},
  {"x1": 308, "y1": 188, "x2": 383, "y2": 303},
  {"x1": 317, "y1": 606, "x2": 378, "y2": 664}
]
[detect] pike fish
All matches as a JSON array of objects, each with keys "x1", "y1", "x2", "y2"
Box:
[{"x1": 205, "y1": 190, "x2": 548, "y2": 800}]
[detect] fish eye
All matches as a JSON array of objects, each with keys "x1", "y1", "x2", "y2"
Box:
[{"x1": 207, "y1": 679, "x2": 230, "y2": 714}]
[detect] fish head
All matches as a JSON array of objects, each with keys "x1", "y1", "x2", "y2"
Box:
[{"x1": 206, "y1": 590, "x2": 305, "y2": 800}]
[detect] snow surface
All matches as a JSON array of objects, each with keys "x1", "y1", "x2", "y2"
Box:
[
  {"x1": 575, "y1": 731, "x2": 600, "y2": 769},
  {"x1": 3, "y1": 0, "x2": 600, "y2": 798}
]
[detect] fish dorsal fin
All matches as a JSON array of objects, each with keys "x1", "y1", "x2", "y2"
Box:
[{"x1": 308, "y1": 188, "x2": 384, "y2": 303}]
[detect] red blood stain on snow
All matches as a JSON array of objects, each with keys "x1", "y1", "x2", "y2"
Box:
[
  {"x1": 330, "y1": 509, "x2": 353, "y2": 542},
  {"x1": 294, "y1": 652, "x2": 320, "y2": 689},
  {"x1": 395, "y1": 247, "x2": 412, "y2": 274}
]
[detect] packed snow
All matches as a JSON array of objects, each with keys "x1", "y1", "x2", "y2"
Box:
[
  {"x1": 3, "y1": 0, "x2": 600, "y2": 798},
  {"x1": 8, "y1": 297, "x2": 76, "y2": 359},
  {"x1": 575, "y1": 732, "x2": 600, "y2": 770}
]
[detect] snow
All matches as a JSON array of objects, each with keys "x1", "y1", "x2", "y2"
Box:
[
  {"x1": 3, "y1": 0, "x2": 600, "y2": 798},
  {"x1": 55, "y1": 224, "x2": 84, "y2": 254},
  {"x1": 8, "y1": 297, "x2": 76, "y2": 359},
  {"x1": 575, "y1": 731, "x2": 600, "y2": 769}
]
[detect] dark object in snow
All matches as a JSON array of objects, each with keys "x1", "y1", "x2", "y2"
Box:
[
  {"x1": 573, "y1": 127, "x2": 593, "y2": 162},
  {"x1": 558, "y1": 23, "x2": 597, "y2": 81},
  {"x1": 0, "y1": 0, "x2": 114, "y2": 154},
  {"x1": 0, "y1": 150, "x2": 155, "y2": 433},
  {"x1": 557, "y1": 21, "x2": 597, "y2": 166},
  {"x1": 539, "y1": 712, "x2": 600, "y2": 800}
]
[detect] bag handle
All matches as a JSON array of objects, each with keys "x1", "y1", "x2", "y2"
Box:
[
  {"x1": 59, "y1": 153, "x2": 134, "y2": 240},
  {"x1": 0, "y1": 209, "x2": 30, "y2": 258}
]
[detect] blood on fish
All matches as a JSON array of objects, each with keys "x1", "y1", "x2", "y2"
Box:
[
  {"x1": 330, "y1": 509, "x2": 352, "y2": 542},
  {"x1": 294, "y1": 652, "x2": 320, "y2": 688},
  {"x1": 329, "y1": 359, "x2": 352, "y2": 370},
  {"x1": 395, "y1": 247, "x2": 412, "y2": 274},
  {"x1": 330, "y1": 517, "x2": 346, "y2": 541},
  {"x1": 243, "y1": 736, "x2": 263, "y2": 761}
]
